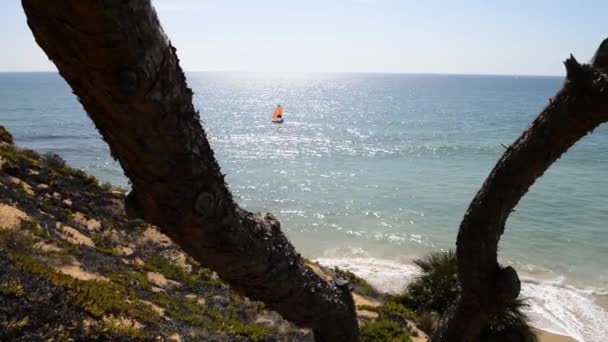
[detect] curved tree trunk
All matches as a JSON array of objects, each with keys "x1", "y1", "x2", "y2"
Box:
[
  {"x1": 433, "y1": 39, "x2": 608, "y2": 341},
  {"x1": 21, "y1": 1, "x2": 359, "y2": 341}
]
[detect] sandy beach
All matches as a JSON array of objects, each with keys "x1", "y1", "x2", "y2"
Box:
[{"x1": 538, "y1": 329, "x2": 577, "y2": 342}]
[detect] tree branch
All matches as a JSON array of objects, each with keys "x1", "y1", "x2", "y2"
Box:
[
  {"x1": 21, "y1": 1, "x2": 359, "y2": 341},
  {"x1": 434, "y1": 38, "x2": 608, "y2": 341}
]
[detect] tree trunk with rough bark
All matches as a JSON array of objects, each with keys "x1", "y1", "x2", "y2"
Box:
[
  {"x1": 21, "y1": 1, "x2": 359, "y2": 341},
  {"x1": 433, "y1": 38, "x2": 608, "y2": 342}
]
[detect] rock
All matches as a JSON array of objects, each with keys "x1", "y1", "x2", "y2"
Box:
[
  {"x1": 150, "y1": 286, "x2": 165, "y2": 293},
  {"x1": 185, "y1": 294, "x2": 206, "y2": 306},
  {"x1": 102, "y1": 316, "x2": 143, "y2": 332},
  {"x1": 72, "y1": 212, "x2": 101, "y2": 232},
  {"x1": 63, "y1": 199, "x2": 72, "y2": 207},
  {"x1": 33, "y1": 241, "x2": 63, "y2": 253},
  {"x1": 139, "y1": 226, "x2": 172, "y2": 247},
  {"x1": 352, "y1": 293, "x2": 382, "y2": 307},
  {"x1": 131, "y1": 257, "x2": 145, "y2": 267},
  {"x1": 356, "y1": 309, "x2": 379, "y2": 319},
  {"x1": 167, "y1": 333, "x2": 182, "y2": 342},
  {"x1": 58, "y1": 225, "x2": 95, "y2": 247},
  {"x1": 141, "y1": 300, "x2": 165, "y2": 316},
  {"x1": 0, "y1": 204, "x2": 29, "y2": 230},
  {"x1": 37, "y1": 183, "x2": 49, "y2": 190},
  {"x1": 146, "y1": 272, "x2": 179, "y2": 288},
  {"x1": 210, "y1": 295, "x2": 230, "y2": 306},
  {"x1": 305, "y1": 261, "x2": 333, "y2": 282},
  {"x1": 117, "y1": 246, "x2": 134, "y2": 256},
  {"x1": 56, "y1": 261, "x2": 109, "y2": 282},
  {"x1": 6, "y1": 176, "x2": 34, "y2": 196},
  {"x1": 162, "y1": 250, "x2": 191, "y2": 272}
]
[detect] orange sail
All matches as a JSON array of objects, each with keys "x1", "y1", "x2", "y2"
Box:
[{"x1": 272, "y1": 106, "x2": 284, "y2": 121}]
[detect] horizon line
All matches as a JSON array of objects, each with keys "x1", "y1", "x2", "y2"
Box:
[{"x1": 0, "y1": 70, "x2": 565, "y2": 78}]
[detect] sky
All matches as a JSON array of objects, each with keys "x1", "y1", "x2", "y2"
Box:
[{"x1": 1, "y1": 0, "x2": 606, "y2": 75}]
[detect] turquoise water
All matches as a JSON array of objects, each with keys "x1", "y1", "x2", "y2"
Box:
[{"x1": 1, "y1": 72, "x2": 607, "y2": 340}]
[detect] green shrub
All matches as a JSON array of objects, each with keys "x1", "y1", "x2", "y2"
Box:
[
  {"x1": 0, "y1": 126, "x2": 14, "y2": 145},
  {"x1": 398, "y1": 250, "x2": 458, "y2": 314},
  {"x1": 9, "y1": 253, "x2": 159, "y2": 323},
  {"x1": 225, "y1": 323, "x2": 274, "y2": 342},
  {"x1": 0, "y1": 228, "x2": 34, "y2": 253},
  {"x1": 378, "y1": 301, "x2": 417, "y2": 322},
  {"x1": 480, "y1": 298, "x2": 538, "y2": 342},
  {"x1": 0, "y1": 279, "x2": 25, "y2": 297},
  {"x1": 151, "y1": 292, "x2": 273, "y2": 340},
  {"x1": 0, "y1": 145, "x2": 39, "y2": 172},
  {"x1": 109, "y1": 271, "x2": 151, "y2": 291},
  {"x1": 42, "y1": 152, "x2": 66, "y2": 170},
  {"x1": 143, "y1": 256, "x2": 220, "y2": 288},
  {"x1": 398, "y1": 250, "x2": 537, "y2": 341},
  {"x1": 19, "y1": 218, "x2": 50, "y2": 239},
  {"x1": 100, "y1": 316, "x2": 152, "y2": 340},
  {"x1": 360, "y1": 319, "x2": 412, "y2": 342},
  {"x1": 92, "y1": 234, "x2": 120, "y2": 256}
]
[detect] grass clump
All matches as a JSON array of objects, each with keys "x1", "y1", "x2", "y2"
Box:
[
  {"x1": 8, "y1": 253, "x2": 159, "y2": 323},
  {"x1": 19, "y1": 218, "x2": 51, "y2": 239},
  {"x1": 226, "y1": 323, "x2": 274, "y2": 342},
  {"x1": 360, "y1": 319, "x2": 412, "y2": 342},
  {"x1": 3, "y1": 317, "x2": 30, "y2": 332},
  {"x1": 42, "y1": 153, "x2": 66, "y2": 170},
  {"x1": 143, "y1": 256, "x2": 220, "y2": 288},
  {"x1": 143, "y1": 256, "x2": 190, "y2": 282},
  {"x1": 0, "y1": 145, "x2": 40, "y2": 174},
  {"x1": 397, "y1": 250, "x2": 537, "y2": 342},
  {"x1": 55, "y1": 239, "x2": 83, "y2": 257},
  {"x1": 152, "y1": 293, "x2": 217, "y2": 327},
  {"x1": 0, "y1": 228, "x2": 35, "y2": 253},
  {"x1": 359, "y1": 301, "x2": 416, "y2": 323},
  {"x1": 92, "y1": 234, "x2": 120, "y2": 256},
  {"x1": 152, "y1": 293, "x2": 273, "y2": 341},
  {"x1": 0, "y1": 279, "x2": 25, "y2": 297},
  {"x1": 99, "y1": 316, "x2": 152, "y2": 340},
  {"x1": 109, "y1": 271, "x2": 151, "y2": 292}
]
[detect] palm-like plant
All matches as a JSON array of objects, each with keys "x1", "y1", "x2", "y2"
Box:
[{"x1": 397, "y1": 250, "x2": 537, "y2": 342}]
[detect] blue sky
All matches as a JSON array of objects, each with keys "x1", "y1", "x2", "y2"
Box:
[{"x1": 1, "y1": 0, "x2": 606, "y2": 75}]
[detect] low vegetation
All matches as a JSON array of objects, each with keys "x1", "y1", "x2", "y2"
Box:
[
  {"x1": 395, "y1": 250, "x2": 538, "y2": 342},
  {"x1": 0, "y1": 135, "x2": 302, "y2": 341},
  {"x1": 360, "y1": 319, "x2": 413, "y2": 342}
]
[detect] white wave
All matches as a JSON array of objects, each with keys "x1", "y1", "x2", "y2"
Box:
[
  {"x1": 315, "y1": 253, "x2": 608, "y2": 342},
  {"x1": 520, "y1": 278, "x2": 608, "y2": 342},
  {"x1": 315, "y1": 254, "x2": 419, "y2": 294}
]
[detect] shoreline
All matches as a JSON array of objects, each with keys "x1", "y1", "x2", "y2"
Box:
[{"x1": 315, "y1": 255, "x2": 607, "y2": 342}]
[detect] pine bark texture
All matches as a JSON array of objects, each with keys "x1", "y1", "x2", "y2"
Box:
[
  {"x1": 21, "y1": 1, "x2": 359, "y2": 341},
  {"x1": 433, "y1": 38, "x2": 608, "y2": 342}
]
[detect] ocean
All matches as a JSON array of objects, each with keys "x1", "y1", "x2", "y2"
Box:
[{"x1": 1, "y1": 72, "x2": 607, "y2": 341}]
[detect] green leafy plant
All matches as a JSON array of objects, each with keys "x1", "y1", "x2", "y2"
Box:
[
  {"x1": 360, "y1": 319, "x2": 412, "y2": 342},
  {"x1": 397, "y1": 250, "x2": 537, "y2": 342}
]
